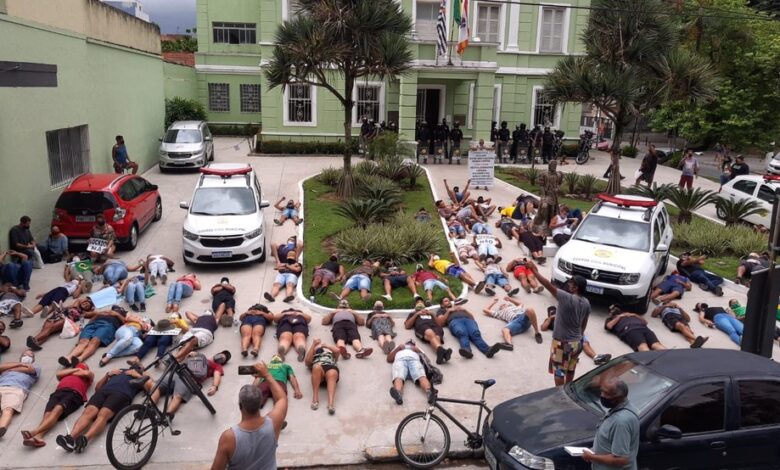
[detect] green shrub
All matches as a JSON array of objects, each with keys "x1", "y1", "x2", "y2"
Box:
[
  {"x1": 561, "y1": 143, "x2": 580, "y2": 158},
  {"x1": 563, "y1": 172, "x2": 580, "y2": 195},
  {"x1": 524, "y1": 168, "x2": 540, "y2": 186},
  {"x1": 353, "y1": 160, "x2": 380, "y2": 177},
  {"x1": 621, "y1": 145, "x2": 639, "y2": 158},
  {"x1": 210, "y1": 123, "x2": 260, "y2": 136},
  {"x1": 672, "y1": 219, "x2": 767, "y2": 257},
  {"x1": 318, "y1": 167, "x2": 343, "y2": 186},
  {"x1": 355, "y1": 173, "x2": 396, "y2": 192},
  {"x1": 626, "y1": 182, "x2": 676, "y2": 202},
  {"x1": 333, "y1": 198, "x2": 395, "y2": 226},
  {"x1": 728, "y1": 227, "x2": 769, "y2": 256},
  {"x1": 355, "y1": 174, "x2": 402, "y2": 207},
  {"x1": 666, "y1": 187, "x2": 717, "y2": 223},
  {"x1": 367, "y1": 132, "x2": 400, "y2": 161},
  {"x1": 334, "y1": 216, "x2": 442, "y2": 265},
  {"x1": 715, "y1": 198, "x2": 768, "y2": 227},
  {"x1": 578, "y1": 174, "x2": 599, "y2": 199},
  {"x1": 377, "y1": 155, "x2": 407, "y2": 181},
  {"x1": 164, "y1": 97, "x2": 206, "y2": 128},
  {"x1": 256, "y1": 139, "x2": 359, "y2": 154},
  {"x1": 663, "y1": 150, "x2": 684, "y2": 169},
  {"x1": 404, "y1": 162, "x2": 426, "y2": 187}
]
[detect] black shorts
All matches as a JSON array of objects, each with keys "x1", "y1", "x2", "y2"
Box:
[
  {"x1": 319, "y1": 364, "x2": 339, "y2": 382},
  {"x1": 414, "y1": 323, "x2": 445, "y2": 343},
  {"x1": 276, "y1": 320, "x2": 309, "y2": 338},
  {"x1": 40, "y1": 287, "x2": 69, "y2": 307},
  {"x1": 661, "y1": 313, "x2": 685, "y2": 332},
  {"x1": 332, "y1": 320, "x2": 360, "y2": 343},
  {"x1": 45, "y1": 389, "x2": 85, "y2": 419},
  {"x1": 387, "y1": 275, "x2": 409, "y2": 289},
  {"x1": 241, "y1": 315, "x2": 268, "y2": 328},
  {"x1": 620, "y1": 328, "x2": 659, "y2": 351},
  {"x1": 212, "y1": 292, "x2": 236, "y2": 311},
  {"x1": 87, "y1": 389, "x2": 131, "y2": 414}
]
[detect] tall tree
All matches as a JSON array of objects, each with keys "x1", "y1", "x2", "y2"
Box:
[
  {"x1": 265, "y1": 0, "x2": 413, "y2": 197},
  {"x1": 544, "y1": 0, "x2": 717, "y2": 194}
]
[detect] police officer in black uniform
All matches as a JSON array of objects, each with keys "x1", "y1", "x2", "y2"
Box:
[
  {"x1": 449, "y1": 121, "x2": 464, "y2": 164},
  {"x1": 497, "y1": 121, "x2": 511, "y2": 163}
]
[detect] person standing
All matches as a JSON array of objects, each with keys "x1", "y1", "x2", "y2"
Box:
[
  {"x1": 111, "y1": 135, "x2": 139, "y2": 174},
  {"x1": 526, "y1": 261, "x2": 590, "y2": 386},
  {"x1": 582, "y1": 379, "x2": 639, "y2": 470},
  {"x1": 9, "y1": 216, "x2": 36, "y2": 260},
  {"x1": 635, "y1": 145, "x2": 658, "y2": 187},
  {"x1": 210, "y1": 363, "x2": 287, "y2": 470},
  {"x1": 729, "y1": 155, "x2": 750, "y2": 180},
  {"x1": 677, "y1": 150, "x2": 699, "y2": 189}
]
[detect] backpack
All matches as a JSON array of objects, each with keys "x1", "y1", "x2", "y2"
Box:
[{"x1": 184, "y1": 353, "x2": 209, "y2": 380}]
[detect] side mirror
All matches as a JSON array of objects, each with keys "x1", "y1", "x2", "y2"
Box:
[
  {"x1": 259, "y1": 200, "x2": 270, "y2": 209},
  {"x1": 655, "y1": 243, "x2": 669, "y2": 252},
  {"x1": 652, "y1": 424, "x2": 682, "y2": 442},
  {"x1": 158, "y1": 137, "x2": 163, "y2": 142},
  {"x1": 179, "y1": 201, "x2": 189, "y2": 209},
  {"x1": 149, "y1": 184, "x2": 158, "y2": 191},
  {"x1": 204, "y1": 136, "x2": 212, "y2": 141}
]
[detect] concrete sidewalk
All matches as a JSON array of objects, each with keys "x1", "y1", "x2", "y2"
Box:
[{"x1": 0, "y1": 140, "x2": 771, "y2": 469}]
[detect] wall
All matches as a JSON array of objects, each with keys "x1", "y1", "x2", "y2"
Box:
[
  {"x1": 164, "y1": 62, "x2": 198, "y2": 101},
  {"x1": 0, "y1": 13, "x2": 164, "y2": 249}
]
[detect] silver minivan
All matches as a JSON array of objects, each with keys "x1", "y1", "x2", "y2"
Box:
[{"x1": 158, "y1": 121, "x2": 214, "y2": 171}]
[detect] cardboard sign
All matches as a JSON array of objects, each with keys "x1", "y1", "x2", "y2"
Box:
[
  {"x1": 87, "y1": 238, "x2": 108, "y2": 254},
  {"x1": 468, "y1": 150, "x2": 496, "y2": 188}
]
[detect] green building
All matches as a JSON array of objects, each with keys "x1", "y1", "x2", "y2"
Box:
[
  {"x1": 193, "y1": 0, "x2": 589, "y2": 145},
  {"x1": 0, "y1": 0, "x2": 165, "y2": 248}
]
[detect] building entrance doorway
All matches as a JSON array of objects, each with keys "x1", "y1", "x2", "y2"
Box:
[{"x1": 416, "y1": 88, "x2": 441, "y2": 126}]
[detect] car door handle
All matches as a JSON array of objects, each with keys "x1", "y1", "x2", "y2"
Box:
[{"x1": 710, "y1": 441, "x2": 727, "y2": 450}]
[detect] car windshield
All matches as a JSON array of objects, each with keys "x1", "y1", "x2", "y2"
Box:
[
  {"x1": 569, "y1": 358, "x2": 676, "y2": 415},
  {"x1": 55, "y1": 191, "x2": 116, "y2": 214},
  {"x1": 573, "y1": 215, "x2": 651, "y2": 252},
  {"x1": 164, "y1": 129, "x2": 202, "y2": 144},
  {"x1": 190, "y1": 187, "x2": 255, "y2": 215}
]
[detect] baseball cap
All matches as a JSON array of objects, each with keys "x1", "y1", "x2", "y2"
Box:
[{"x1": 416, "y1": 263, "x2": 424, "y2": 271}]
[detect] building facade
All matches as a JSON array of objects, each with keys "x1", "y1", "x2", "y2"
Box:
[
  {"x1": 101, "y1": 0, "x2": 150, "y2": 22},
  {"x1": 0, "y1": 0, "x2": 164, "y2": 248},
  {"x1": 193, "y1": 0, "x2": 589, "y2": 145}
]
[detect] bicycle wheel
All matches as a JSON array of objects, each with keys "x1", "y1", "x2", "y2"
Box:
[
  {"x1": 179, "y1": 368, "x2": 217, "y2": 415},
  {"x1": 106, "y1": 404, "x2": 159, "y2": 470},
  {"x1": 395, "y1": 412, "x2": 451, "y2": 468}
]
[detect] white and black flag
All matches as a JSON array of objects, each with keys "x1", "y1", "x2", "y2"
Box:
[{"x1": 437, "y1": 0, "x2": 448, "y2": 56}]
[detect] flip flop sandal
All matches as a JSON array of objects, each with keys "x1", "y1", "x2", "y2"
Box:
[
  {"x1": 21, "y1": 430, "x2": 32, "y2": 440},
  {"x1": 338, "y1": 346, "x2": 351, "y2": 360},
  {"x1": 310, "y1": 402, "x2": 319, "y2": 411},
  {"x1": 23, "y1": 437, "x2": 46, "y2": 448}
]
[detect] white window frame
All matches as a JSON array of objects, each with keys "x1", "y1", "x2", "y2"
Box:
[
  {"x1": 531, "y1": 85, "x2": 560, "y2": 128},
  {"x1": 467, "y1": 82, "x2": 475, "y2": 129},
  {"x1": 492, "y1": 84, "x2": 502, "y2": 123},
  {"x1": 283, "y1": 83, "x2": 318, "y2": 127},
  {"x1": 536, "y1": 4, "x2": 570, "y2": 54},
  {"x1": 352, "y1": 81, "x2": 386, "y2": 126},
  {"x1": 471, "y1": 1, "x2": 506, "y2": 49},
  {"x1": 416, "y1": 84, "x2": 447, "y2": 125},
  {"x1": 212, "y1": 22, "x2": 257, "y2": 44},
  {"x1": 414, "y1": 0, "x2": 441, "y2": 41},
  {"x1": 282, "y1": 0, "x2": 302, "y2": 21}
]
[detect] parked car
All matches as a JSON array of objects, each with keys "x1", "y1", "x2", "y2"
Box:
[
  {"x1": 717, "y1": 175, "x2": 778, "y2": 227},
  {"x1": 180, "y1": 163, "x2": 269, "y2": 264},
  {"x1": 764, "y1": 146, "x2": 780, "y2": 175},
  {"x1": 52, "y1": 173, "x2": 162, "y2": 249},
  {"x1": 484, "y1": 349, "x2": 780, "y2": 470},
  {"x1": 552, "y1": 194, "x2": 673, "y2": 313},
  {"x1": 158, "y1": 120, "x2": 214, "y2": 171}
]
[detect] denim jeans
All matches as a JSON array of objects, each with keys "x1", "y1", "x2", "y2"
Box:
[
  {"x1": 107, "y1": 325, "x2": 142, "y2": 358},
  {"x1": 448, "y1": 317, "x2": 490, "y2": 354},
  {"x1": 714, "y1": 313, "x2": 743, "y2": 345},
  {"x1": 167, "y1": 282, "x2": 193, "y2": 304},
  {"x1": 135, "y1": 334, "x2": 174, "y2": 360},
  {"x1": 104, "y1": 263, "x2": 128, "y2": 285},
  {"x1": 125, "y1": 281, "x2": 145, "y2": 304},
  {"x1": 1, "y1": 261, "x2": 32, "y2": 290},
  {"x1": 689, "y1": 269, "x2": 723, "y2": 291}
]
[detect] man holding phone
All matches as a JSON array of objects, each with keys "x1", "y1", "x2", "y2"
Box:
[{"x1": 211, "y1": 362, "x2": 287, "y2": 470}]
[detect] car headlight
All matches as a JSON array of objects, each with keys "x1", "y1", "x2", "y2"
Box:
[
  {"x1": 508, "y1": 445, "x2": 555, "y2": 470},
  {"x1": 113, "y1": 207, "x2": 127, "y2": 222},
  {"x1": 245, "y1": 227, "x2": 262, "y2": 240},
  {"x1": 182, "y1": 228, "x2": 199, "y2": 241},
  {"x1": 618, "y1": 272, "x2": 641, "y2": 285},
  {"x1": 558, "y1": 258, "x2": 573, "y2": 274},
  {"x1": 159, "y1": 150, "x2": 167, "y2": 156}
]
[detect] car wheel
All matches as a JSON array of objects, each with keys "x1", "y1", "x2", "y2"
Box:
[
  {"x1": 153, "y1": 198, "x2": 162, "y2": 222},
  {"x1": 632, "y1": 287, "x2": 652, "y2": 315},
  {"x1": 716, "y1": 204, "x2": 727, "y2": 220},
  {"x1": 257, "y1": 240, "x2": 266, "y2": 263},
  {"x1": 209, "y1": 150, "x2": 214, "y2": 162},
  {"x1": 122, "y1": 223, "x2": 139, "y2": 250},
  {"x1": 183, "y1": 252, "x2": 192, "y2": 266}
]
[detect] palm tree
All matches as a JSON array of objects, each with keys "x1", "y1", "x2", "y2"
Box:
[
  {"x1": 666, "y1": 187, "x2": 717, "y2": 224},
  {"x1": 265, "y1": 0, "x2": 413, "y2": 198},
  {"x1": 544, "y1": 0, "x2": 717, "y2": 194},
  {"x1": 715, "y1": 198, "x2": 768, "y2": 226},
  {"x1": 627, "y1": 182, "x2": 676, "y2": 202}
]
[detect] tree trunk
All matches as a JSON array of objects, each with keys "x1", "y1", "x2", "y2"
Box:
[
  {"x1": 606, "y1": 124, "x2": 624, "y2": 195},
  {"x1": 337, "y1": 78, "x2": 355, "y2": 199}
]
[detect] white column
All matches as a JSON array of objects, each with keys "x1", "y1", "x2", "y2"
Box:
[{"x1": 506, "y1": 3, "x2": 520, "y2": 51}]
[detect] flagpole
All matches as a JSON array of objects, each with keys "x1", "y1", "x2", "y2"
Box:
[{"x1": 447, "y1": 2, "x2": 456, "y2": 66}]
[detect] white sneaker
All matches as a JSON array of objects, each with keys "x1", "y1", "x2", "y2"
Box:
[{"x1": 381, "y1": 294, "x2": 392, "y2": 301}]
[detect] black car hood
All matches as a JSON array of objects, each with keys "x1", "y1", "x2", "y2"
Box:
[{"x1": 491, "y1": 386, "x2": 600, "y2": 454}]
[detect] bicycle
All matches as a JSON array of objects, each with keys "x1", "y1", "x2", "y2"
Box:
[
  {"x1": 105, "y1": 346, "x2": 217, "y2": 470},
  {"x1": 395, "y1": 379, "x2": 495, "y2": 468}
]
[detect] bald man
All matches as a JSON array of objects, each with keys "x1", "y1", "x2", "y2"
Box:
[{"x1": 583, "y1": 379, "x2": 639, "y2": 469}]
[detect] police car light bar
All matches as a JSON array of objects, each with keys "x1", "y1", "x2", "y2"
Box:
[
  {"x1": 596, "y1": 193, "x2": 657, "y2": 208},
  {"x1": 763, "y1": 174, "x2": 780, "y2": 182},
  {"x1": 199, "y1": 167, "x2": 252, "y2": 177}
]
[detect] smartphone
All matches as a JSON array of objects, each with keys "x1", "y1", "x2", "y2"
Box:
[{"x1": 237, "y1": 365, "x2": 256, "y2": 375}]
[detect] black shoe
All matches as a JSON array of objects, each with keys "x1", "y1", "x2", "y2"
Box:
[
  {"x1": 444, "y1": 348, "x2": 453, "y2": 362},
  {"x1": 389, "y1": 387, "x2": 403, "y2": 405},
  {"x1": 508, "y1": 288, "x2": 520, "y2": 297},
  {"x1": 484, "y1": 287, "x2": 495, "y2": 296},
  {"x1": 263, "y1": 292, "x2": 275, "y2": 302},
  {"x1": 283, "y1": 295, "x2": 295, "y2": 303},
  {"x1": 9, "y1": 319, "x2": 22, "y2": 329},
  {"x1": 74, "y1": 435, "x2": 88, "y2": 453},
  {"x1": 309, "y1": 287, "x2": 316, "y2": 296},
  {"x1": 57, "y1": 356, "x2": 71, "y2": 368},
  {"x1": 474, "y1": 281, "x2": 485, "y2": 294},
  {"x1": 436, "y1": 347, "x2": 445, "y2": 365},
  {"x1": 71, "y1": 357, "x2": 80, "y2": 368},
  {"x1": 691, "y1": 336, "x2": 707, "y2": 349},
  {"x1": 454, "y1": 298, "x2": 468, "y2": 305},
  {"x1": 26, "y1": 336, "x2": 42, "y2": 351},
  {"x1": 593, "y1": 354, "x2": 612, "y2": 366},
  {"x1": 459, "y1": 348, "x2": 473, "y2": 359},
  {"x1": 56, "y1": 434, "x2": 75, "y2": 452},
  {"x1": 129, "y1": 303, "x2": 139, "y2": 312},
  {"x1": 713, "y1": 286, "x2": 723, "y2": 297},
  {"x1": 485, "y1": 343, "x2": 501, "y2": 358},
  {"x1": 535, "y1": 333, "x2": 543, "y2": 344},
  {"x1": 140, "y1": 302, "x2": 146, "y2": 312},
  {"x1": 698, "y1": 283, "x2": 709, "y2": 291},
  {"x1": 497, "y1": 342, "x2": 514, "y2": 351}
]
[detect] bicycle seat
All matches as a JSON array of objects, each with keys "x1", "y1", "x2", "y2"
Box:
[
  {"x1": 475, "y1": 379, "x2": 496, "y2": 389},
  {"x1": 129, "y1": 376, "x2": 150, "y2": 387}
]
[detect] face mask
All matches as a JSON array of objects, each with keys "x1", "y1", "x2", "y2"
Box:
[
  {"x1": 20, "y1": 356, "x2": 33, "y2": 365},
  {"x1": 286, "y1": 258, "x2": 296, "y2": 265},
  {"x1": 97, "y1": 220, "x2": 105, "y2": 227},
  {"x1": 600, "y1": 396, "x2": 619, "y2": 409}
]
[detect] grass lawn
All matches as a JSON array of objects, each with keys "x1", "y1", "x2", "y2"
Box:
[
  {"x1": 494, "y1": 167, "x2": 741, "y2": 280},
  {"x1": 303, "y1": 173, "x2": 462, "y2": 310}
]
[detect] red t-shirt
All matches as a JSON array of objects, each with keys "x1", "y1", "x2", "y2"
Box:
[
  {"x1": 200, "y1": 360, "x2": 224, "y2": 384},
  {"x1": 413, "y1": 271, "x2": 437, "y2": 283},
  {"x1": 57, "y1": 374, "x2": 92, "y2": 401}
]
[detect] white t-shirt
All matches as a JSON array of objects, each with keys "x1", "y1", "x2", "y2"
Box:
[
  {"x1": 64, "y1": 280, "x2": 80, "y2": 295},
  {"x1": 491, "y1": 306, "x2": 524, "y2": 322},
  {"x1": 551, "y1": 215, "x2": 571, "y2": 236},
  {"x1": 394, "y1": 348, "x2": 418, "y2": 361}
]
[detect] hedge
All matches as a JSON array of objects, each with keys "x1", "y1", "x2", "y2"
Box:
[{"x1": 256, "y1": 139, "x2": 359, "y2": 155}]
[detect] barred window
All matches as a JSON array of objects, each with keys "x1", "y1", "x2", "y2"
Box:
[
  {"x1": 240, "y1": 84, "x2": 261, "y2": 113},
  {"x1": 212, "y1": 22, "x2": 256, "y2": 44},
  {"x1": 287, "y1": 84, "x2": 312, "y2": 123},
  {"x1": 208, "y1": 83, "x2": 230, "y2": 112},
  {"x1": 46, "y1": 125, "x2": 90, "y2": 187},
  {"x1": 533, "y1": 89, "x2": 556, "y2": 127},
  {"x1": 356, "y1": 85, "x2": 381, "y2": 123}
]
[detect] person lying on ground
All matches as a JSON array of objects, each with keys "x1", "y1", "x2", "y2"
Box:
[
  {"x1": 650, "y1": 303, "x2": 707, "y2": 348},
  {"x1": 495, "y1": 215, "x2": 521, "y2": 241},
  {"x1": 252, "y1": 354, "x2": 303, "y2": 409},
  {"x1": 304, "y1": 338, "x2": 340, "y2": 415},
  {"x1": 0, "y1": 350, "x2": 40, "y2": 438},
  {"x1": 0, "y1": 282, "x2": 28, "y2": 329},
  {"x1": 728, "y1": 299, "x2": 780, "y2": 346},
  {"x1": 387, "y1": 339, "x2": 433, "y2": 406},
  {"x1": 165, "y1": 273, "x2": 201, "y2": 313},
  {"x1": 366, "y1": 301, "x2": 396, "y2": 354},
  {"x1": 474, "y1": 196, "x2": 496, "y2": 217},
  {"x1": 411, "y1": 264, "x2": 464, "y2": 307},
  {"x1": 98, "y1": 313, "x2": 152, "y2": 367},
  {"x1": 541, "y1": 306, "x2": 611, "y2": 365},
  {"x1": 333, "y1": 260, "x2": 378, "y2": 301},
  {"x1": 239, "y1": 304, "x2": 275, "y2": 358},
  {"x1": 126, "y1": 314, "x2": 188, "y2": 367},
  {"x1": 676, "y1": 252, "x2": 724, "y2": 296},
  {"x1": 0, "y1": 322, "x2": 8, "y2": 355},
  {"x1": 435, "y1": 200, "x2": 457, "y2": 219},
  {"x1": 444, "y1": 178, "x2": 472, "y2": 205},
  {"x1": 310, "y1": 254, "x2": 344, "y2": 296},
  {"x1": 483, "y1": 297, "x2": 543, "y2": 350},
  {"x1": 119, "y1": 274, "x2": 146, "y2": 313},
  {"x1": 473, "y1": 229, "x2": 502, "y2": 262},
  {"x1": 405, "y1": 298, "x2": 453, "y2": 364},
  {"x1": 506, "y1": 258, "x2": 544, "y2": 294},
  {"x1": 695, "y1": 302, "x2": 742, "y2": 345},
  {"x1": 27, "y1": 298, "x2": 93, "y2": 351},
  {"x1": 271, "y1": 236, "x2": 303, "y2": 262},
  {"x1": 380, "y1": 261, "x2": 418, "y2": 302},
  {"x1": 274, "y1": 308, "x2": 311, "y2": 362},
  {"x1": 172, "y1": 310, "x2": 219, "y2": 362},
  {"x1": 57, "y1": 306, "x2": 127, "y2": 368},
  {"x1": 264, "y1": 251, "x2": 302, "y2": 303},
  {"x1": 447, "y1": 215, "x2": 467, "y2": 238},
  {"x1": 435, "y1": 298, "x2": 502, "y2": 359},
  {"x1": 429, "y1": 253, "x2": 478, "y2": 288},
  {"x1": 273, "y1": 197, "x2": 303, "y2": 226},
  {"x1": 144, "y1": 254, "x2": 174, "y2": 285},
  {"x1": 475, "y1": 256, "x2": 519, "y2": 297},
  {"x1": 151, "y1": 351, "x2": 230, "y2": 421},
  {"x1": 604, "y1": 305, "x2": 667, "y2": 352},
  {"x1": 650, "y1": 272, "x2": 691, "y2": 305},
  {"x1": 414, "y1": 208, "x2": 432, "y2": 223},
  {"x1": 211, "y1": 277, "x2": 237, "y2": 327},
  {"x1": 736, "y1": 252, "x2": 770, "y2": 286},
  {"x1": 452, "y1": 237, "x2": 483, "y2": 268},
  {"x1": 322, "y1": 300, "x2": 373, "y2": 359},
  {"x1": 516, "y1": 225, "x2": 547, "y2": 264}
]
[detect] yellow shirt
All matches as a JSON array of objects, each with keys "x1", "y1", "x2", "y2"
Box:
[
  {"x1": 500, "y1": 206, "x2": 515, "y2": 217},
  {"x1": 432, "y1": 259, "x2": 452, "y2": 274}
]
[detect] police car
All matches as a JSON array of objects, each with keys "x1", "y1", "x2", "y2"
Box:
[
  {"x1": 179, "y1": 164, "x2": 270, "y2": 264},
  {"x1": 552, "y1": 194, "x2": 673, "y2": 312}
]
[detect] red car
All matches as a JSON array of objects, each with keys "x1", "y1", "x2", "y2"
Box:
[{"x1": 52, "y1": 173, "x2": 162, "y2": 250}]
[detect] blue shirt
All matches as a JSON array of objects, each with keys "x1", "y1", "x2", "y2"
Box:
[
  {"x1": 115, "y1": 144, "x2": 129, "y2": 164},
  {"x1": 0, "y1": 365, "x2": 41, "y2": 393},
  {"x1": 43, "y1": 235, "x2": 69, "y2": 256},
  {"x1": 592, "y1": 401, "x2": 640, "y2": 470}
]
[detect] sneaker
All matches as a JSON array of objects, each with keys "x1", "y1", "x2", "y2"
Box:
[
  {"x1": 698, "y1": 282, "x2": 709, "y2": 291},
  {"x1": 26, "y1": 336, "x2": 42, "y2": 351},
  {"x1": 713, "y1": 286, "x2": 723, "y2": 297},
  {"x1": 129, "y1": 303, "x2": 139, "y2": 312},
  {"x1": 534, "y1": 333, "x2": 543, "y2": 344},
  {"x1": 140, "y1": 302, "x2": 146, "y2": 312},
  {"x1": 454, "y1": 298, "x2": 468, "y2": 305},
  {"x1": 389, "y1": 387, "x2": 403, "y2": 405},
  {"x1": 593, "y1": 354, "x2": 612, "y2": 366},
  {"x1": 435, "y1": 347, "x2": 445, "y2": 365},
  {"x1": 338, "y1": 346, "x2": 351, "y2": 360},
  {"x1": 534, "y1": 286, "x2": 545, "y2": 293},
  {"x1": 386, "y1": 341, "x2": 396, "y2": 353},
  {"x1": 484, "y1": 287, "x2": 495, "y2": 296},
  {"x1": 524, "y1": 285, "x2": 532, "y2": 294},
  {"x1": 485, "y1": 343, "x2": 501, "y2": 358},
  {"x1": 283, "y1": 295, "x2": 295, "y2": 303},
  {"x1": 57, "y1": 356, "x2": 71, "y2": 368},
  {"x1": 356, "y1": 347, "x2": 373, "y2": 359},
  {"x1": 691, "y1": 336, "x2": 708, "y2": 349},
  {"x1": 497, "y1": 342, "x2": 514, "y2": 351},
  {"x1": 74, "y1": 435, "x2": 88, "y2": 454},
  {"x1": 263, "y1": 292, "x2": 275, "y2": 302},
  {"x1": 508, "y1": 288, "x2": 520, "y2": 297},
  {"x1": 444, "y1": 348, "x2": 453, "y2": 362},
  {"x1": 161, "y1": 274, "x2": 167, "y2": 285},
  {"x1": 381, "y1": 294, "x2": 392, "y2": 302},
  {"x1": 459, "y1": 348, "x2": 473, "y2": 359},
  {"x1": 9, "y1": 319, "x2": 22, "y2": 329},
  {"x1": 56, "y1": 434, "x2": 75, "y2": 453},
  {"x1": 474, "y1": 281, "x2": 485, "y2": 294}
]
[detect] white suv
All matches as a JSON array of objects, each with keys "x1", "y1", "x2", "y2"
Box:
[
  {"x1": 180, "y1": 163, "x2": 270, "y2": 264},
  {"x1": 552, "y1": 195, "x2": 673, "y2": 313}
]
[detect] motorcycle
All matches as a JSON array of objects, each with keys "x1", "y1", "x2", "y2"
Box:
[{"x1": 575, "y1": 130, "x2": 594, "y2": 165}]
